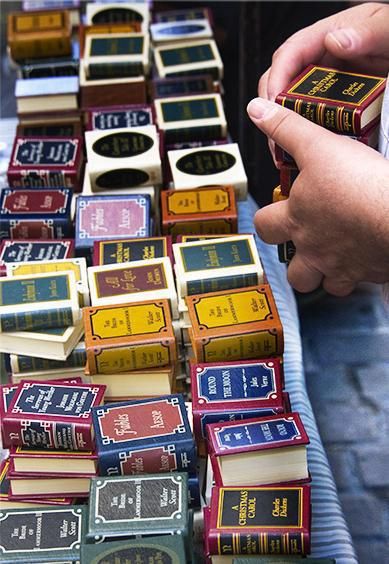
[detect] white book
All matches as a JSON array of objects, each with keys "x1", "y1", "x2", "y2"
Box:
[
  {"x1": 150, "y1": 19, "x2": 213, "y2": 45},
  {"x1": 168, "y1": 143, "x2": 248, "y2": 200},
  {"x1": 85, "y1": 2, "x2": 149, "y2": 32},
  {"x1": 87, "y1": 256, "x2": 178, "y2": 318}
]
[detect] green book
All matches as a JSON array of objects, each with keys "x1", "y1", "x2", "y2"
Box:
[
  {"x1": 81, "y1": 535, "x2": 186, "y2": 563},
  {"x1": 87, "y1": 473, "x2": 189, "y2": 543},
  {"x1": 0, "y1": 505, "x2": 86, "y2": 563}
]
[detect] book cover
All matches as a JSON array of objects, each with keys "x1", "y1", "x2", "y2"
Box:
[
  {"x1": 7, "y1": 257, "x2": 89, "y2": 307},
  {"x1": 81, "y1": 534, "x2": 186, "y2": 562},
  {"x1": 10, "y1": 341, "x2": 86, "y2": 373},
  {"x1": 207, "y1": 485, "x2": 311, "y2": 555},
  {"x1": 83, "y1": 300, "x2": 177, "y2": 374},
  {"x1": 0, "y1": 459, "x2": 75, "y2": 509},
  {"x1": 0, "y1": 188, "x2": 73, "y2": 240},
  {"x1": 0, "y1": 271, "x2": 80, "y2": 333},
  {"x1": 75, "y1": 194, "x2": 151, "y2": 253},
  {"x1": 20, "y1": 56, "x2": 79, "y2": 79},
  {"x1": 154, "y1": 39, "x2": 223, "y2": 80},
  {"x1": 86, "y1": 3, "x2": 149, "y2": 32},
  {"x1": 0, "y1": 505, "x2": 85, "y2": 562},
  {"x1": 0, "y1": 239, "x2": 74, "y2": 276},
  {"x1": 92, "y1": 394, "x2": 196, "y2": 475},
  {"x1": 154, "y1": 93, "x2": 227, "y2": 144},
  {"x1": 84, "y1": 32, "x2": 150, "y2": 79},
  {"x1": 93, "y1": 235, "x2": 173, "y2": 266},
  {"x1": 168, "y1": 143, "x2": 248, "y2": 200},
  {"x1": 150, "y1": 19, "x2": 213, "y2": 44},
  {"x1": 7, "y1": 10, "x2": 72, "y2": 61},
  {"x1": 2, "y1": 382, "x2": 106, "y2": 450},
  {"x1": 85, "y1": 125, "x2": 161, "y2": 190},
  {"x1": 85, "y1": 104, "x2": 154, "y2": 130},
  {"x1": 275, "y1": 64, "x2": 386, "y2": 134},
  {"x1": 151, "y1": 74, "x2": 214, "y2": 99},
  {"x1": 87, "y1": 473, "x2": 188, "y2": 541},
  {"x1": 161, "y1": 185, "x2": 237, "y2": 237},
  {"x1": 87, "y1": 257, "x2": 178, "y2": 316},
  {"x1": 186, "y1": 285, "x2": 283, "y2": 362},
  {"x1": 207, "y1": 412, "x2": 309, "y2": 461},
  {"x1": 10, "y1": 446, "x2": 97, "y2": 477},
  {"x1": 174, "y1": 235, "x2": 263, "y2": 297},
  {"x1": 154, "y1": 7, "x2": 212, "y2": 23},
  {"x1": 7, "y1": 136, "x2": 84, "y2": 191}
]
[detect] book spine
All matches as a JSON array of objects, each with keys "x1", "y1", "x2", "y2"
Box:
[
  {"x1": 186, "y1": 272, "x2": 259, "y2": 296},
  {"x1": 164, "y1": 124, "x2": 223, "y2": 145},
  {"x1": 207, "y1": 530, "x2": 310, "y2": 555},
  {"x1": 0, "y1": 306, "x2": 75, "y2": 333},
  {"x1": 10, "y1": 37, "x2": 71, "y2": 61},
  {"x1": 7, "y1": 169, "x2": 78, "y2": 191},
  {"x1": 88, "y1": 62, "x2": 144, "y2": 80},
  {"x1": 166, "y1": 67, "x2": 220, "y2": 81},
  {"x1": 277, "y1": 94, "x2": 360, "y2": 134},
  {"x1": 0, "y1": 219, "x2": 71, "y2": 240},
  {"x1": 11, "y1": 349, "x2": 86, "y2": 373},
  {"x1": 2, "y1": 418, "x2": 94, "y2": 451}
]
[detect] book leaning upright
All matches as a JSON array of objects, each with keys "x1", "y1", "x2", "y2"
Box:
[{"x1": 0, "y1": 271, "x2": 80, "y2": 333}]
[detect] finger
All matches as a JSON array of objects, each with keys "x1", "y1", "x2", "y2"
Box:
[
  {"x1": 267, "y1": 27, "x2": 328, "y2": 100},
  {"x1": 322, "y1": 277, "x2": 356, "y2": 297},
  {"x1": 325, "y1": 6, "x2": 389, "y2": 60},
  {"x1": 287, "y1": 253, "x2": 323, "y2": 293},
  {"x1": 254, "y1": 201, "x2": 291, "y2": 244},
  {"x1": 247, "y1": 97, "x2": 332, "y2": 169},
  {"x1": 258, "y1": 68, "x2": 270, "y2": 99}
]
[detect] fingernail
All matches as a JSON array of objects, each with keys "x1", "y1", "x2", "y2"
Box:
[
  {"x1": 328, "y1": 28, "x2": 359, "y2": 50},
  {"x1": 247, "y1": 97, "x2": 277, "y2": 120}
]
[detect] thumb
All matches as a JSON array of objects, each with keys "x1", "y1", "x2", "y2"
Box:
[
  {"x1": 247, "y1": 97, "x2": 332, "y2": 168},
  {"x1": 325, "y1": 18, "x2": 389, "y2": 59}
]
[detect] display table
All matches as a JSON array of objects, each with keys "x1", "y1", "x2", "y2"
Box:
[{"x1": 0, "y1": 118, "x2": 357, "y2": 563}]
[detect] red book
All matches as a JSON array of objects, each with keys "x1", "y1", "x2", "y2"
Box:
[
  {"x1": 7, "y1": 136, "x2": 84, "y2": 191},
  {"x1": 275, "y1": 64, "x2": 386, "y2": 135},
  {"x1": 207, "y1": 413, "x2": 309, "y2": 487},
  {"x1": 206, "y1": 484, "x2": 311, "y2": 555},
  {"x1": 2, "y1": 382, "x2": 106, "y2": 451},
  {"x1": 92, "y1": 236, "x2": 173, "y2": 266}
]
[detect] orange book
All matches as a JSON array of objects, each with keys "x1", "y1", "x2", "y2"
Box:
[
  {"x1": 8, "y1": 10, "x2": 72, "y2": 61},
  {"x1": 185, "y1": 284, "x2": 283, "y2": 363},
  {"x1": 83, "y1": 300, "x2": 177, "y2": 374}
]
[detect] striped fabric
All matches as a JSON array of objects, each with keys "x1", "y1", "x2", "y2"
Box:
[{"x1": 239, "y1": 198, "x2": 358, "y2": 563}]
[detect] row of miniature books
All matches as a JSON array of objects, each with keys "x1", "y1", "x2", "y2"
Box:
[{"x1": 273, "y1": 64, "x2": 386, "y2": 265}]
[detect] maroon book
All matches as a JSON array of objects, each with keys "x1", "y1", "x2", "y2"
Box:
[
  {"x1": 206, "y1": 484, "x2": 311, "y2": 555},
  {"x1": 2, "y1": 382, "x2": 106, "y2": 451},
  {"x1": 7, "y1": 136, "x2": 84, "y2": 191},
  {"x1": 275, "y1": 64, "x2": 386, "y2": 135},
  {"x1": 84, "y1": 104, "x2": 155, "y2": 131}
]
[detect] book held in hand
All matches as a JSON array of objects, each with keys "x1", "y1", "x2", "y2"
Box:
[
  {"x1": 276, "y1": 64, "x2": 386, "y2": 134},
  {"x1": 207, "y1": 413, "x2": 309, "y2": 486}
]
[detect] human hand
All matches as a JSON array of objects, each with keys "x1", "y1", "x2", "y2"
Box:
[
  {"x1": 247, "y1": 97, "x2": 389, "y2": 296},
  {"x1": 259, "y1": 2, "x2": 389, "y2": 102}
]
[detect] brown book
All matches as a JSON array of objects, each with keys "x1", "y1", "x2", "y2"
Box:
[
  {"x1": 83, "y1": 300, "x2": 177, "y2": 374},
  {"x1": 185, "y1": 284, "x2": 283, "y2": 363},
  {"x1": 7, "y1": 10, "x2": 72, "y2": 61}
]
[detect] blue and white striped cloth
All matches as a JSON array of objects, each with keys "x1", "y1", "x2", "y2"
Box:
[{"x1": 239, "y1": 198, "x2": 358, "y2": 564}]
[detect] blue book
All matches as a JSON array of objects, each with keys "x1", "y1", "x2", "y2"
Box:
[
  {"x1": 75, "y1": 194, "x2": 151, "y2": 256},
  {"x1": 0, "y1": 188, "x2": 73, "y2": 239},
  {"x1": 92, "y1": 394, "x2": 197, "y2": 476}
]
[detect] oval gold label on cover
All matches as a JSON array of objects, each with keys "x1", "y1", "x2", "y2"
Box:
[
  {"x1": 176, "y1": 150, "x2": 236, "y2": 176},
  {"x1": 92, "y1": 7, "x2": 143, "y2": 24},
  {"x1": 90, "y1": 303, "x2": 167, "y2": 339},
  {"x1": 195, "y1": 290, "x2": 271, "y2": 329},
  {"x1": 95, "y1": 169, "x2": 150, "y2": 189},
  {"x1": 93, "y1": 132, "x2": 153, "y2": 159}
]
